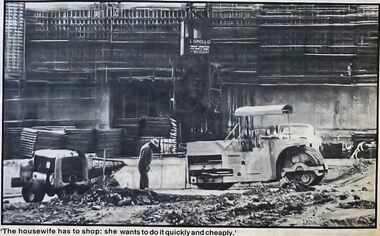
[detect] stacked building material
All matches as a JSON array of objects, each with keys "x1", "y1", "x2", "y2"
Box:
[
  {"x1": 114, "y1": 118, "x2": 141, "y2": 138},
  {"x1": 64, "y1": 129, "x2": 95, "y2": 154},
  {"x1": 19, "y1": 128, "x2": 64, "y2": 158},
  {"x1": 95, "y1": 128, "x2": 122, "y2": 158},
  {"x1": 142, "y1": 117, "x2": 177, "y2": 138},
  {"x1": 115, "y1": 117, "x2": 178, "y2": 157},
  {"x1": 33, "y1": 126, "x2": 76, "y2": 131},
  {"x1": 115, "y1": 117, "x2": 178, "y2": 139},
  {"x1": 6, "y1": 127, "x2": 23, "y2": 158}
]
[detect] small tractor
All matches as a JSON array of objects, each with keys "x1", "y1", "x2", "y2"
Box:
[
  {"x1": 187, "y1": 104, "x2": 327, "y2": 190},
  {"x1": 11, "y1": 149, "x2": 126, "y2": 202}
]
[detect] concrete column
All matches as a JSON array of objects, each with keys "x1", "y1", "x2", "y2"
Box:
[{"x1": 99, "y1": 69, "x2": 111, "y2": 128}]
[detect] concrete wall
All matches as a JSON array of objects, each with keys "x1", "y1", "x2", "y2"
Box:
[
  {"x1": 113, "y1": 157, "x2": 186, "y2": 189},
  {"x1": 222, "y1": 84, "x2": 377, "y2": 131}
]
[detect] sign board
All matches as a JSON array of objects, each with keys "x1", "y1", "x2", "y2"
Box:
[{"x1": 190, "y1": 39, "x2": 210, "y2": 55}]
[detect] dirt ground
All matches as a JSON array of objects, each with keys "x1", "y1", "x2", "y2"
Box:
[{"x1": 2, "y1": 159, "x2": 376, "y2": 227}]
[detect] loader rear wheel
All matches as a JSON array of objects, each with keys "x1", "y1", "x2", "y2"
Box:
[
  {"x1": 22, "y1": 180, "x2": 45, "y2": 203},
  {"x1": 196, "y1": 183, "x2": 234, "y2": 190}
]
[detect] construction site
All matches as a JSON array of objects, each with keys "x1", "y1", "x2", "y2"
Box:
[{"x1": 2, "y1": 2, "x2": 378, "y2": 227}]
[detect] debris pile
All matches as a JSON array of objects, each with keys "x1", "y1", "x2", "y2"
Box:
[
  {"x1": 51, "y1": 186, "x2": 206, "y2": 209},
  {"x1": 280, "y1": 181, "x2": 316, "y2": 192},
  {"x1": 323, "y1": 159, "x2": 374, "y2": 185},
  {"x1": 137, "y1": 185, "x2": 332, "y2": 226},
  {"x1": 2, "y1": 162, "x2": 376, "y2": 226},
  {"x1": 2, "y1": 202, "x2": 93, "y2": 224},
  {"x1": 337, "y1": 200, "x2": 376, "y2": 209},
  {"x1": 2, "y1": 186, "x2": 206, "y2": 224},
  {"x1": 138, "y1": 193, "x2": 242, "y2": 225},
  {"x1": 322, "y1": 215, "x2": 375, "y2": 227}
]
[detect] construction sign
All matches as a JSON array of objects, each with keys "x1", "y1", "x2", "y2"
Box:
[{"x1": 190, "y1": 39, "x2": 210, "y2": 55}]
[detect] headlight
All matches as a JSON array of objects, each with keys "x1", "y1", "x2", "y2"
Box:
[{"x1": 49, "y1": 174, "x2": 55, "y2": 185}]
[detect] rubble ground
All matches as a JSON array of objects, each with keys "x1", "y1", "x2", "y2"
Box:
[{"x1": 2, "y1": 159, "x2": 376, "y2": 226}]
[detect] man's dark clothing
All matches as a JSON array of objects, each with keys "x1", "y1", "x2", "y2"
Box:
[
  {"x1": 138, "y1": 143, "x2": 153, "y2": 189},
  {"x1": 139, "y1": 169, "x2": 149, "y2": 190}
]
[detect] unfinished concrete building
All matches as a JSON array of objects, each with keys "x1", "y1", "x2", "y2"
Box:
[
  {"x1": 24, "y1": 3, "x2": 186, "y2": 129},
  {"x1": 4, "y1": 2, "x2": 25, "y2": 124},
  {"x1": 219, "y1": 4, "x2": 378, "y2": 145},
  {"x1": 3, "y1": 3, "x2": 378, "y2": 158}
]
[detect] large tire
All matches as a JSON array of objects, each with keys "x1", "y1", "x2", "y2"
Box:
[
  {"x1": 196, "y1": 183, "x2": 235, "y2": 190},
  {"x1": 281, "y1": 147, "x2": 325, "y2": 186},
  {"x1": 22, "y1": 180, "x2": 45, "y2": 203}
]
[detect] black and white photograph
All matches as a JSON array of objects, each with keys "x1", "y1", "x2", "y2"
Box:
[{"x1": 1, "y1": 1, "x2": 379, "y2": 228}]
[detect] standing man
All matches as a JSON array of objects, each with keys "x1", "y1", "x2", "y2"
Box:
[{"x1": 138, "y1": 139, "x2": 160, "y2": 189}]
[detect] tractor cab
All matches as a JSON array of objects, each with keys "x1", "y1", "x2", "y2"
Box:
[{"x1": 226, "y1": 104, "x2": 295, "y2": 151}]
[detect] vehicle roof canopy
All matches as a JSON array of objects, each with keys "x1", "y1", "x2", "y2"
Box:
[
  {"x1": 234, "y1": 104, "x2": 293, "y2": 116},
  {"x1": 34, "y1": 149, "x2": 79, "y2": 159}
]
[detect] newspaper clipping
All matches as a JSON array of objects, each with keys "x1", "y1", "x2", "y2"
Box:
[{"x1": 1, "y1": 1, "x2": 379, "y2": 236}]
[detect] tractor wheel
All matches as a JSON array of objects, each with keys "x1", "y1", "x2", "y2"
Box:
[
  {"x1": 196, "y1": 183, "x2": 235, "y2": 190},
  {"x1": 281, "y1": 147, "x2": 325, "y2": 186},
  {"x1": 22, "y1": 180, "x2": 45, "y2": 203}
]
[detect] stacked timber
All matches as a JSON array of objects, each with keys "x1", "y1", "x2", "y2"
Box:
[
  {"x1": 64, "y1": 129, "x2": 95, "y2": 153},
  {"x1": 115, "y1": 117, "x2": 178, "y2": 139},
  {"x1": 115, "y1": 117, "x2": 178, "y2": 156},
  {"x1": 19, "y1": 129, "x2": 37, "y2": 158},
  {"x1": 114, "y1": 118, "x2": 141, "y2": 138},
  {"x1": 33, "y1": 126, "x2": 76, "y2": 131},
  {"x1": 6, "y1": 127, "x2": 23, "y2": 159},
  {"x1": 19, "y1": 128, "x2": 64, "y2": 158},
  {"x1": 143, "y1": 117, "x2": 177, "y2": 137},
  {"x1": 95, "y1": 128, "x2": 122, "y2": 158}
]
